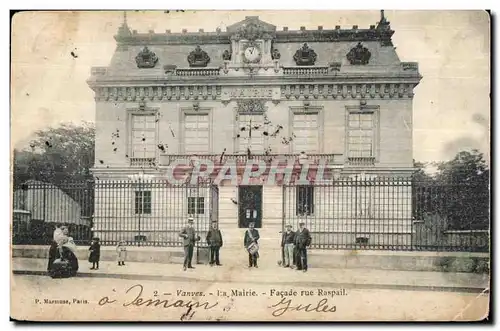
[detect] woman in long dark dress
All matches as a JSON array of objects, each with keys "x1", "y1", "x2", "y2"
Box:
[
  {"x1": 88, "y1": 238, "x2": 101, "y2": 270},
  {"x1": 47, "y1": 226, "x2": 79, "y2": 278}
]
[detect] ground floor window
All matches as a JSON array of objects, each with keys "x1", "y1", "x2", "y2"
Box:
[
  {"x1": 296, "y1": 186, "x2": 314, "y2": 216},
  {"x1": 134, "y1": 190, "x2": 152, "y2": 215},
  {"x1": 188, "y1": 197, "x2": 205, "y2": 215}
]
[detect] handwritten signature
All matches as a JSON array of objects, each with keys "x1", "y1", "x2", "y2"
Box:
[
  {"x1": 269, "y1": 297, "x2": 337, "y2": 317},
  {"x1": 97, "y1": 286, "x2": 336, "y2": 319},
  {"x1": 98, "y1": 284, "x2": 219, "y2": 314}
]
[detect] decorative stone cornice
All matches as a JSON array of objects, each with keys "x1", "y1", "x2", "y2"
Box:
[
  {"x1": 280, "y1": 83, "x2": 416, "y2": 100},
  {"x1": 93, "y1": 85, "x2": 221, "y2": 102},
  {"x1": 88, "y1": 70, "x2": 422, "y2": 88},
  {"x1": 92, "y1": 82, "x2": 417, "y2": 102}
]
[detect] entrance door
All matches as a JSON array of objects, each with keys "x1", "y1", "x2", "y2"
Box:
[{"x1": 238, "y1": 186, "x2": 262, "y2": 228}]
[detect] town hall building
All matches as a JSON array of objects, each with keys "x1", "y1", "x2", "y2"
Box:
[{"x1": 87, "y1": 11, "x2": 422, "y2": 249}]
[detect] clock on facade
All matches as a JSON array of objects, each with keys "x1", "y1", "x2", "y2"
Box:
[{"x1": 243, "y1": 45, "x2": 261, "y2": 63}]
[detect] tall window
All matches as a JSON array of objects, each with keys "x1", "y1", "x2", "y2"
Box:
[
  {"x1": 135, "y1": 191, "x2": 152, "y2": 215},
  {"x1": 296, "y1": 186, "x2": 314, "y2": 216},
  {"x1": 131, "y1": 114, "x2": 156, "y2": 159},
  {"x1": 238, "y1": 114, "x2": 265, "y2": 153},
  {"x1": 347, "y1": 112, "x2": 374, "y2": 158},
  {"x1": 184, "y1": 114, "x2": 209, "y2": 154},
  {"x1": 293, "y1": 113, "x2": 319, "y2": 153},
  {"x1": 187, "y1": 197, "x2": 205, "y2": 215}
]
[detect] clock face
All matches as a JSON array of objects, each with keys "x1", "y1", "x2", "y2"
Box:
[{"x1": 244, "y1": 46, "x2": 261, "y2": 63}]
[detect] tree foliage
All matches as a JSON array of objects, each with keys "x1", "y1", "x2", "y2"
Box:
[
  {"x1": 413, "y1": 150, "x2": 490, "y2": 230},
  {"x1": 13, "y1": 122, "x2": 95, "y2": 186}
]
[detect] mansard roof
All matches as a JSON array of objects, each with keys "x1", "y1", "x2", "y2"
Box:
[{"x1": 87, "y1": 11, "x2": 421, "y2": 86}]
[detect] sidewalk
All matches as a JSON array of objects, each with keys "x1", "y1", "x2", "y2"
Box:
[{"x1": 12, "y1": 257, "x2": 489, "y2": 292}]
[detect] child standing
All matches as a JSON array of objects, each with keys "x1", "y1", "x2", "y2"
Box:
[
  {"x1": 88, "y1": 237, "x2": 101, "y2": 270},
  {"x1": 116, "y1": 240, "x2": 127, "y2": 266}
]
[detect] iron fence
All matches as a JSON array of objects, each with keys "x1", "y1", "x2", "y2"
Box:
[
  {"x1": 12, "y1": 179, "x2": 219, "y2": 248},
  {"x1": 13, "y1": 176, "x2": 489, "y2": 252},
  {"x1": 13, "y1": 180, "x2": 93, "y2": 245},
  {"x1": 93, "y1": 180, "x2": 218, "y2": 247},
  {"x1": 283, "y1": 176, "x2": 489, "y2": 252}
]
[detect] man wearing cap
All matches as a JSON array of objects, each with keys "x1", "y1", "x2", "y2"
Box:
[
  {"x1": 179, "y1": 218, "x2": 201, "y2": 271},
  {"x1": 281, "y1": 224, "x2": 296, "y2": 268},
  {"x1": 294, "y1": 222, "x2": 312, "y2": 272},
  {"x1": 206, "y1": 221, "x2": 223, "y2": 266},
  {"x1": 244, "y1": 222, "x2": 260, "y2": 268}
]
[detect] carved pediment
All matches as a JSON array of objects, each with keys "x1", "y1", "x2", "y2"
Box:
[
  {"x1": 227, "y1": 16, "x2": 276, "y2": 41},
  {"x1": 187, "y1": 46, "x2": 211, "y2": 67},
  {"x1": 346, "y1": 42, "x2": 371, "y2": 65},
  {"x1": 293, "y1": 43, "x2": 317, "y2": 66},
  {"x1": 135, "y1": 47, "x2": 158, "y2": 68}
]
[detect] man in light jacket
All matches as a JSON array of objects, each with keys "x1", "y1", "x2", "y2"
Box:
[
  {"x1": 179, "y1": 218, "x2": 200, "y2": 271},
  {"x1": 281, "y1": 224, "x2": 296, "y2": 268}
]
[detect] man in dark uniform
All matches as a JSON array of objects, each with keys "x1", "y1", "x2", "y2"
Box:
[
  {"x1": 294, "y1": 222, "x2": 312, "y2": 272},
  {"x1": 179, "y1": 218, "x2": 200, "y2": 271},
  {"x1": 206, "y1": 221, "x2": 223, "y2": 266},
  {"x1": 244, "y1": 222, "x2": 260, "y2": 268}
]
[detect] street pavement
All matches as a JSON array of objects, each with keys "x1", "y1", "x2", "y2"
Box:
[{"x1": 12, "y1": 257, "x2": 489, "y2": 291}]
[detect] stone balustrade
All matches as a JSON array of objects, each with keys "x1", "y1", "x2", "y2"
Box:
[
  {"x1": 282, "y1": 66, "x2": 330, "y2": 76},
  {"x1": 159, "y1": 153, "x2": 343, "y2": 167},
  {"x1": 347, "y1": 157, "x2": 376, "y2": 166}
]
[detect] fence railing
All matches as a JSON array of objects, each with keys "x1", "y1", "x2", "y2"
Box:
[
  {"x1": 12, "y1": 180, "x2": 218, "y2": 247},
  {"x1": 13, "y1": 180, "x2": 94, "y2": 245},
  {"x1": 283, "y1": 177, "x2": 489, "y2": 252},
  {"x1": 12, "y1": 176, "x2": 489, "y2": 252}
]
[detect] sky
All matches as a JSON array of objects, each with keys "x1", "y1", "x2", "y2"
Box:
[{"x1": 10, "y1": 10, "x2": 490, "y2": 163}]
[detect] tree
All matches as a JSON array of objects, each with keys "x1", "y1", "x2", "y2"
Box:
[
  {"x1": 413, "y1": 150, "x2": 490, "y2": 231},
  {"x1": 13, "y1": 122, "x2": 95, "y2": 186},
  {"x1": 435, "y1": 150, "x2": 490, "y2": 230},
  {"x1": 412, "y1": 160, "x2": 435, "y2": 182},
  {"x1": 412, "y1": 160, "x2": 436, "y2": 222}
]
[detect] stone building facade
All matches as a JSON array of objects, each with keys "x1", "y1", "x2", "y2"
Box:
[{"x1": 88, "y1": 12, "x2": 422, "y2": 247}]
